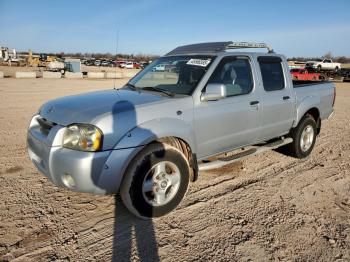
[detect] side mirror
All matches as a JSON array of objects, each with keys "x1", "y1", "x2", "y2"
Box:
[{"x1": 201, "y1": 83, "x2": 227, "y2": 101}]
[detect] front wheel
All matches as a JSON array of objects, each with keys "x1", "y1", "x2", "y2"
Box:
[
  {"x1": 120, "y1": 143, "x2": 190, "y2": 219},
  {"x1": 285, "y1": 115, "x2": 317, "y2": 158}
]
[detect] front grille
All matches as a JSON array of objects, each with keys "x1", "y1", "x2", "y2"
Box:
[{"x1": 37, "y1": 117, "x2": 56, "y2": 136}]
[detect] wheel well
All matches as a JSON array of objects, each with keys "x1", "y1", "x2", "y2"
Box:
[
  {"x1": 305, "y1": 107, "x2": 321, "y2": 134},
  {"x1": 156, "y1": 136, "x2": 198, "y2": 182}
]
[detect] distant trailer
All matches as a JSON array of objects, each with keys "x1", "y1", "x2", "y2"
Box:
[
  {"x1": 339, "y1": 69, "x2": 350, "y2": 82},
  {"x1": 319, "y1": 71, "x2": 344, "y2": 82}
]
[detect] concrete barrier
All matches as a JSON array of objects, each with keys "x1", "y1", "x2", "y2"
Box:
[
  {"x1": 122, "y1": 71, "x2": 137, "y2": 78},
  {"x1": 0, "y1": 71, "x2": 4, "y2": 78},
  {"x1": 43, "y1": 71, "x2": 62, "y2": 79},
  {"x1": 87, "y1": 72, "x2": 105, "y2": 79},
  {"x1": 64, "y1": 72, "x2": 83, "y2": 79},
  {"x1": 15, "y1": 72, "x2": 37, "y2": 79},
  {"x1": 165, "y1": 72, "x2": 178, "y2": 79},
  {"x1": 151, "y1": 73, "x2": 165, "y2": 79},
  {"x1": 105, "y1": 72, "x2": 123, "y2": 79}
]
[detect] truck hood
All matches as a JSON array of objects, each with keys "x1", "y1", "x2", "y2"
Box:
[{"x1": 39, "y1": 89, "x2": 167, "y2": 126}]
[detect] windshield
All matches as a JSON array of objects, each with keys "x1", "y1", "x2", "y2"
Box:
[{"x1": 127, "y1": 55, "x2": 214, "y2": 95}]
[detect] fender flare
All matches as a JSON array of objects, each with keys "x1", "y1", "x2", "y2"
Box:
[
  {"x1": 97, "y1": 118, "x2": 197, "y2": 194},
  {"x1": 293, "y1": 95, "x2": 320, "y2": 128}
]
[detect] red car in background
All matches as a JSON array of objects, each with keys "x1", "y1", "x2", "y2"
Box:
[
  {"x1": 124, "y1": 62, "x2": 141, "y2": 69},
  {"x1": 290, "y1": 68, "x2": 320, "y2": 81}
]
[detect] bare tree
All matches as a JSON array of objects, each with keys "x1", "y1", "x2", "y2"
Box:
[{"x1": 323, "y1": 51, "x2": 333, "y2": 59}]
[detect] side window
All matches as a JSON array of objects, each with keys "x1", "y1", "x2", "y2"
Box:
[
  {"x1": 208, "y1": 57, "x2": 253, "y2": 97},
  {"x1": 258, "y1": 56, "x2": 285, "y2": 91}
]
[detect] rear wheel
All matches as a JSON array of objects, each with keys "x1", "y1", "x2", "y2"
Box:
[
  {"x1": 120, "y1": 143, "x2": 190, "y2": 219},
  {"x1": 284, "y1": 115, "x2": 317, "y2": 158},
  {"x1": 317, "y1": 65, "x2": 322, "y2": 72}
]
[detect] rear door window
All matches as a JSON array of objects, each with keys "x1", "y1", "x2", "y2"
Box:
[{"x1": 258, "y1": 56, "x2": 285, "y2": 91}]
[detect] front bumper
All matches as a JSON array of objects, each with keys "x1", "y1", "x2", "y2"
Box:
[{"x1": 27, "y1": 115, "x2": 138, "y2": 195}]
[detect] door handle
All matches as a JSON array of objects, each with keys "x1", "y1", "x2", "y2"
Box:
[
  {"x1": 283, "y1": 96, "x2": 290, "y2": 100},
  {"x1": 250, "y1": 101, "x2": 259, "y2": 106}
]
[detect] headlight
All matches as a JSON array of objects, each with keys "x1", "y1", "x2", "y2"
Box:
[{"x1": 62, "y1": 124, "x2": 103, "y2": 152}]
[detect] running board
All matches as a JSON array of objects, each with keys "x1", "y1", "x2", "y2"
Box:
[{"x1": 198, "y1": 138, "x2": 293, "y2": 171}]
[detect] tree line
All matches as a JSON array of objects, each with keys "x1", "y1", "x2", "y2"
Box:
[{"x1": 288, "y1": 51, "x2": 350, "y2": 63}]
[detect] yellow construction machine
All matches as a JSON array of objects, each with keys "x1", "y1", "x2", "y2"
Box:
[{"x1": 27, "y1": 50, "x2": 57, "y2": 67}]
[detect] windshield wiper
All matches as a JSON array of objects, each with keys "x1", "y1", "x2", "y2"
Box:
[
  {"x1": 141, "y1": 86, "x2": 175, "y2": 97},
  {"x1": 125, "y1": 83, "x2": 139, "y2": 91},
  {"x1": 125, "y1": 84, "x2": 175, "y2": 97}
]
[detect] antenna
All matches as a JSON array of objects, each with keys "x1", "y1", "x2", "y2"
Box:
[{"x1": 113, "y1": 28, "x2": 120, "y2": 90}]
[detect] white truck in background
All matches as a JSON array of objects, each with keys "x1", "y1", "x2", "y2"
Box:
[{"x1": 306, "y1": 59, "x2": 341, "y2": 71}]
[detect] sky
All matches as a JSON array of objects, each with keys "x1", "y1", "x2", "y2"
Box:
[{"x1": 0, "y1": 0, "x2": 349, "y2": 57}]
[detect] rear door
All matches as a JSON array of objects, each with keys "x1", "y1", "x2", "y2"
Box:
[
  {"x1": 256, "y1": 56, "x2": 294, "y2": 140},
  {"x1": 194, "y1": 56, "x2": 261, "y2": 158}
]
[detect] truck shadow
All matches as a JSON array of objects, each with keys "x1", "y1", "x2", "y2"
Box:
[
  {"x1": 105, "y1": 98, "x2": 160, "y2": 261},
  {"x1": 112, "y1": 196, "x2": 160, "y2": 262}
]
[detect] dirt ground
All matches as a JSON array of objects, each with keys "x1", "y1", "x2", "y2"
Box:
[{"x1": 0, "y1": 78, "x2": 349, "y2": 262}]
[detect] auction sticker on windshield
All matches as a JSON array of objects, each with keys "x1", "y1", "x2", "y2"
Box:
[{"x1": 186, "y1": 59, "x2": 211, "y2": 67}]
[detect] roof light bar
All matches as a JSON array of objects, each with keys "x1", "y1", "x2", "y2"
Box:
[{"x1": 226, "y1": 42, "x2": 274, "y2": 53}]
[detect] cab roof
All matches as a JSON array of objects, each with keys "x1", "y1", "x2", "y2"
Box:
[{"x1": 165, "y1": 41, "x2": 274, "y2": 56}]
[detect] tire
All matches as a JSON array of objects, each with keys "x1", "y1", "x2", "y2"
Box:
[
  {"x1": 120, "y1": 142, "x2": 190, "y2": 219},
  {"x1": 285, "y1": 115, "x2": 317, "y2": 159},
  {"x1": 335, "y1": 66, "x2": 339, "y2": 72},
  {"x1": 317, "y1": 65, "x2": 322, "y2": 72}
]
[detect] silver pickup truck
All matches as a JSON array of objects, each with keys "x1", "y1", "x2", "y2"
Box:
[{"x1": 27, "y1": 42, "x2": 335, "y2": 218}]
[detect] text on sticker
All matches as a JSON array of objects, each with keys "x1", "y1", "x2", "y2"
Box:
[{"x1": 186, "y1": 59, "x2": 211, "y2": 67}]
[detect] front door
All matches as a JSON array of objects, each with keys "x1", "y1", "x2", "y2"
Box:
[{"x1": 194, "y1": 56, "x2": 261, "y2": 159}]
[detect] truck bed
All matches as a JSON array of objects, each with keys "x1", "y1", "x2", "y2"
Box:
[
  {"x1": 292, "y1": 80, "x2": 329, "y2": 88},
  {"x1": 292, "y1": 80, "x2": 334, "y2": 121}
]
